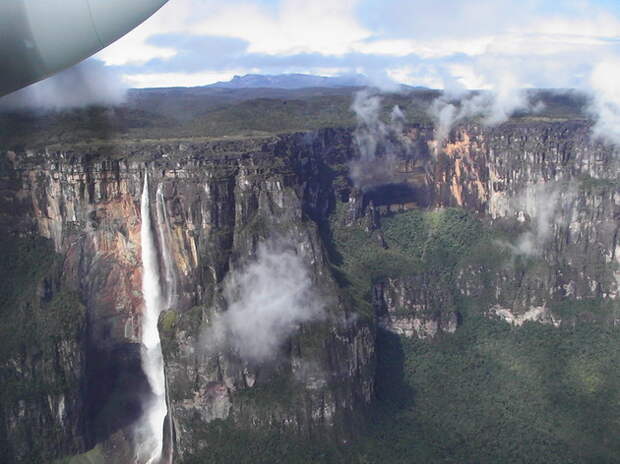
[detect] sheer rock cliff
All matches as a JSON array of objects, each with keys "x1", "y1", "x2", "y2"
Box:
[{"x1": 0, "y1": 119, "x2": 618, "y2": 461}]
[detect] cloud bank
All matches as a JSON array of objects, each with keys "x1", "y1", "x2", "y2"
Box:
[
  {"x1": 0, "y1": 59, "x2": 127, "y2": 111},
  {"x1": 88, "y1": 0, "x2": 620, "y2": 144},
  {"x1": 202, "y1": 239, "x2": 324, "y2": 364}
]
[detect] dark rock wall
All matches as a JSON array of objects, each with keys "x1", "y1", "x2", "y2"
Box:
[
  {"x1": 0, "y1": 133, "x2": 374, "y2": 461},
  {"x1": 0, "y1": 120, "x2": 618, "y2": 460},
  {"x1": 364, "y1": 122, "x2": 619, "y2": 333}
]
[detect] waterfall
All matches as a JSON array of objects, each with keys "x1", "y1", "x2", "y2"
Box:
[
  {"x1": 156, "y1": 183, "x2": 176, "y2": 464},
  {"x1": 138, "y1": 172, "x2": 168, "y2": 464},
  {"x1": 156, "y1": 184, "x2": 178, "y2": 310}
]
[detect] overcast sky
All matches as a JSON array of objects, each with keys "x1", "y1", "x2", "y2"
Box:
[{"x1": 92, "y1": 0, "x2": 620, "y2": 91}]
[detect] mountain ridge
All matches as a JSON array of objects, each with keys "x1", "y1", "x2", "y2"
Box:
[{"x1": 207, "y1": 73, "x2": 371, "y2": 89}]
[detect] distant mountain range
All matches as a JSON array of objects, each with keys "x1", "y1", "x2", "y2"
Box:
[{"x1": 208, "y1": 73, "x2": 371, "y2": 89}]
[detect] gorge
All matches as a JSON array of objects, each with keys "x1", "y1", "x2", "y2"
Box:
[{"x1": 0, "y1": 90, "x2": 619, "y2": 463}]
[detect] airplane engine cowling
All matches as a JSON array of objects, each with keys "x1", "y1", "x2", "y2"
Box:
[{"x1": 0, "y1": 0, "x2": 167, "y2": 97}]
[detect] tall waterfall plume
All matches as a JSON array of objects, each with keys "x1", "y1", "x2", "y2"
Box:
[{"x1": 137, "y1": 172, "x2": 169, "y2": 464}]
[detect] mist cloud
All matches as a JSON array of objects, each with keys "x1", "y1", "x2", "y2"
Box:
[
  {"x1": 350, "y1": 89, "x2": 411, "y2": 189},
  {"x1": 0, "y1": 59, "x2": 127, "y2": 111},
  {"x1": 201, "y1": 239, "x2": 324, "y2": 364},
  {"x1": 428, "y1": 54, "x2": 552, "y2": 144},
  {"x1": 429, "y1": 90, "x2": 543, "y2": 144},
  {"x1": 499, "y1": 183, "x2": 576, "y2": 257},
  {"x1": 425, "y1": 48, "x2": 620, "y2": 146},
  {"x1": 588, "y1": 59, "x2": 620, "y2": 145}
]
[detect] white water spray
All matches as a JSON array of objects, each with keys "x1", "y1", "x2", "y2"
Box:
[
  {"x1": 137, "y1": 172, "x2": 168, "y2": 464},
  {"x1": 156, "y1": 184, "x2": 178, "y2": 310}
]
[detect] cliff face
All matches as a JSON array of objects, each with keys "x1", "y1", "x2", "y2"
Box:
[
  {"x1": 0, "y1": 235, "x2": 88, "y2": 462},
  {"x1": 0, "y1": 119, "x2": 618, "y2": 462},
  {"x1": 0, "y1": 132, "x2": 374, "y2": 462},
  {"x1": 363, "y1": 121, "x2": 619, "y2": 336},
  {"x1": 441, "y1": 124, "x2": 619, "y2": 323}
]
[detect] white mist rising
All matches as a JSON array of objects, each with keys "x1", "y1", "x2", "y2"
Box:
[
  {"x1": 136, "y1": 173, "x2": 168, "y2": 464},
  {"x1": 497, "y1": 183, "x2": 577, "y2": 257},
  {"x1": 202, "y1": 239, "x2": 324, "y2": 364},
  {"x1": 589, "y1": 59, "x2": 620, "y2": 146},
  {"x1": 429, "y1": 89, "x2": 543, "y2": 145},
  {"x1": 350, "y1": 89, "x2": 410, "y2": 189}
]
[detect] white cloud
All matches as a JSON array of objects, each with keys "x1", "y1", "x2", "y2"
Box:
[
  {"x1": 349, "y1": 89, "x2": 412, "y2": 188},
  {"x1": 125, "y1": 69, "x2": 252, "y2": 88},
  {"x1": 589, "y1": 58, "x2": 620, "y2": 144},
  {"x1": 85, "y1": 0, "x2": 620, "y2": 146},
  {"x1": 201, "y1": 238, "x2": 324, "y2": 364},
  {"x1": 95, "y1": 0, "x2": 208, "y2": 65},
  {"x1": 497, "y1": 183, "x2": 577, "y2": 257},
  {"x1": 354, "y1": 36, "x2": 496, "y2": 59},
  {"x1": 97, "y1": 0, "x2": 371, "y2": 66},
  {"x1": 385, "y1": 65, "x2": 444, "y2": 89},
  {"x1": 530, "y1": 11, "x2": 620, "y2": 38},
  {"x1": 445, "y1": 63, "x2": 488, "y2": 90},
  {"x1": 93, "y1": 0, "x2": 620, "y2": 81},
  {"x1": 191, "y1": 0, "x2": 370, "y2": 56},
  {"x1": 92, "y1": 0, "x2": 375, "y2": 84}
]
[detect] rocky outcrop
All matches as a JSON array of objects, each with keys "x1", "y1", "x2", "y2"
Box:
[
  {"x1": 372, "y1": 277, "x2": 459, "y2": 338},
  {"x1": 487, "y1": 304, "x2": 561, "y2": 327}
]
